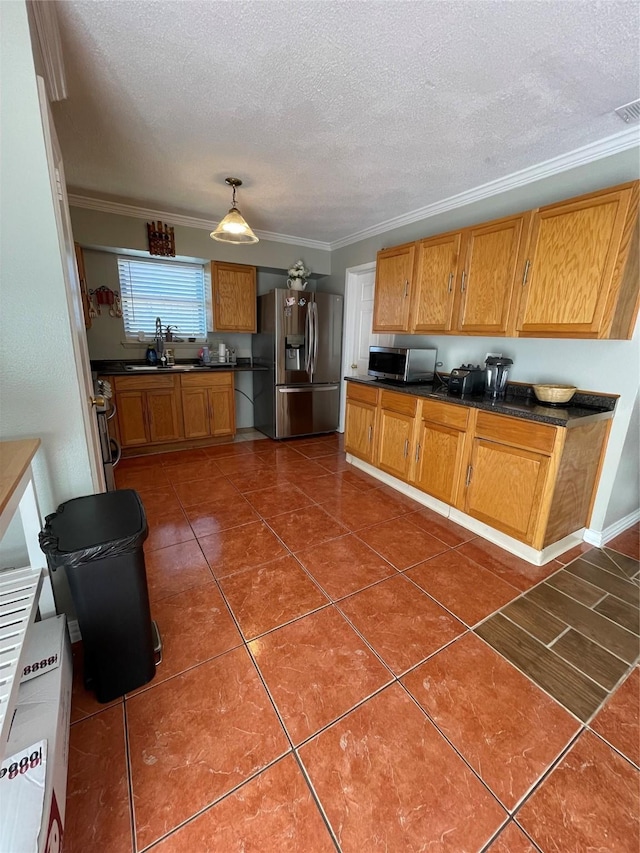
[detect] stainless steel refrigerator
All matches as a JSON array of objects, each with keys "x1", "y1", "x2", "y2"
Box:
[{"x1": 253, "y1": 289, "x2": 343, "y2": 439}]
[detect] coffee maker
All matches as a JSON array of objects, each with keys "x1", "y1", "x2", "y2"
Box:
[{"x1": 485, "y1": 356, "x2": 513, "y2": 399}]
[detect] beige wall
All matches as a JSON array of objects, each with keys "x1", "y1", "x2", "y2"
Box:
[{"x1": 70, "y1": 206, "x2": 331, "y2": 273}]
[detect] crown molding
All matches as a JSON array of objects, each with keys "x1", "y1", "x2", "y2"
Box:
[
  {"x1": 69, "y1": 127, "x2": 638, "y2": 254},
  {"x1": 67, "y1": 194, "x2": 332, "y2": 251},
  {"x1": 330, "y1": 126, "x2": 640, "y2": 250}
]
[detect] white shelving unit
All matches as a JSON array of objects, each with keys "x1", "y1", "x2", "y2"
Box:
[{"x1": 0, "y1": 439, "x2": 55, "y2": 760}]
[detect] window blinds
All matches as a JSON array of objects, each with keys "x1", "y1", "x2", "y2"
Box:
[{"x1": 117, "y1": 258, "x2": 207, "y2": 338}]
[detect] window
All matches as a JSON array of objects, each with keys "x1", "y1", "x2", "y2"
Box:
[{"x1": 117, "y1": 257, "x2": 207, "y2": 339}]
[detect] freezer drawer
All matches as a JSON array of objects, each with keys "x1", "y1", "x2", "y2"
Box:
[{"x1": 275, "y1": 384, "x2": 340, "y2": 438}]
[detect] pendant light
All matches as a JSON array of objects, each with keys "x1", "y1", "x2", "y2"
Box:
[{"x1": 210, "y1": 177, "x2": 259, "y2": 244}]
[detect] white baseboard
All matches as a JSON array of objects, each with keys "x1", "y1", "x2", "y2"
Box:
[
  {"x1": 584, "y1": 508, "x2": 640, "y2": 548},
  {"x1": 347, "y1": 454, "x2": 585, "y2": 566}
]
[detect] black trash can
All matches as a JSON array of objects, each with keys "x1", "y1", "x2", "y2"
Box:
[{"x1": 39, "y1": 489, "x2": 156, "y2": 702}]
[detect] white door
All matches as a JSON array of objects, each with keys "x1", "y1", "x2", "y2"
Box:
[
  {"x1": 37, "y1": 78, "x2": 105, "y2": 491},
  {"x1": 339, "y1": 262, "x2": 393, "y2": 431}
]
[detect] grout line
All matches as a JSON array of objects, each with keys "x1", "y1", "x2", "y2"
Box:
[
  {"x1": 290, "y1": 750, "x2": 342, "y2": 852},
  {"x1": 121, "y1": 700, "x2": 138, "y2": 853}
]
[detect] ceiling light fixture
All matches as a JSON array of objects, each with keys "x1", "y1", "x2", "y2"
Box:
[{"x1": 210, "y1": 177, "x2": 259, "y2": 244}]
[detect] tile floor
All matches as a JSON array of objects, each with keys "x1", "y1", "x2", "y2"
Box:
[{"x1": 65, "y1": 433, "x2": 640, "y2": 852}]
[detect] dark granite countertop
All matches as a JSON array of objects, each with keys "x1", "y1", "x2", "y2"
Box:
[
  {"x1": 346, "y1": 376, "x2": 617, "y2": 428},
  {"x1": 92, "y1": 359, "x2": 267, "y2": 375}
]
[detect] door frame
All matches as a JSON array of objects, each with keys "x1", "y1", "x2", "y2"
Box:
[
  {"x1": 37, "y1": 77, "x2": 104, "y2": 490},
  {"x1": 339, "y1": 261, "x2": 394, "y2": 432}
]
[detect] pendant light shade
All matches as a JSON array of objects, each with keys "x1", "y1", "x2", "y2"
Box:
[{"x1": 210, "y1": 178, "x2": 259, "y2": 244}]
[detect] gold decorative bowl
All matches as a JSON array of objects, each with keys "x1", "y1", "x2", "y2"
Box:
[{"x1": 532, "y1": 384, "x2": 577, "y2": 404}]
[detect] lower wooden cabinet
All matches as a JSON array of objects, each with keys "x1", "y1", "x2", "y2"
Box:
[
  {"x1": 464, "y1": 438, "x2": 551, "y2": 544},
  {"x1": 181, "y1": 373, "x2": 235, "y2": 439},
  {"x1": 114, "y1": 376, "x2": 183, "y2": 448},
  {"x1": 412, "y1": 400, "x2": 470, "y2": 506},
  {"x1": 344, "y1": 383, "x2": 378, "y2": 463},
  {"x1": 112, "y1": 371, "x2": 236, "y2": 451},
  {"x1": 377, "y1": 391, "x2": 418, "y2": 481},
  {"x1": 344, "y1": 380, "x2": 611, "y2": 553}
]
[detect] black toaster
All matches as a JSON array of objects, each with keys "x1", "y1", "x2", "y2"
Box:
[{"x1": 448, "y1": 364, "x2": 486, "y2": 397}]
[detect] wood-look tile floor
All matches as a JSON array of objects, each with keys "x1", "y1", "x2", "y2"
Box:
[{"x1": 65, "y1": 437, "x2": 640, "y2": 852}]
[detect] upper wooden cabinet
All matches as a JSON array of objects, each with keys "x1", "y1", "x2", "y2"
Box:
[
  {"x1": 372, "y1": 243, "x2": 416, "y2": 332},
  {"x1": 372, "y1": 180, "x2": 639, "y2": 340},
  {"x1": 410, "y1": 233, "x2": 461, "y2": 333},
  {"x1": 210, "y1": 261, "x2": 257, "y2": 332},
  {"x1": 515, "y1": 182, "x2": 639, "y2": 339},
  {"x1": 410, "y1": 214, "x2": 530, "y2": 336},
  {"x1": 455, "y1": 214, "x2": 530, "y2": 336}
]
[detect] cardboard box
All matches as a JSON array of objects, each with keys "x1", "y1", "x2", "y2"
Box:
[
  {"x1": 20, "y1": 613, "x2": 64, "y2": 684},
  {"x1": 1, "y1": 615, "x2": 72, "y2": 853}
]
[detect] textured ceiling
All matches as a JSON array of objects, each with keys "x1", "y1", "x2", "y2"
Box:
[{"x1": 52, "y1": 0, "x2": 639, "y2": 244}]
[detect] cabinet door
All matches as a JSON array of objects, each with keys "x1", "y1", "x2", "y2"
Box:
[
  {"x1": 117, "y1": 391, "x2": 149, "y2": 447},
  {"x1": 377, "y1": 409, "x2": 415, "y2": 481},
  {"x1": 212, "y1": 262, "x2": 257, "y2": 332},
  {"x1": 344, "y1": 400, "x2": 377, "y2": 463},
  {"x1": 413, "y1": 420, "x2": 467, "y2": 506},
  {"x1": 455, "y1": 215, "x2": 527, "y2": 335},
  {"x1": 372, "y1": 243, "x2": 416, "y2": 332},
  {"x1": 464, "y1": 438, "x2": 550, "y2": 544},
  {"x1": 516, "y1": 186, "x2": 633, "y2": 337},
  {"x1": 182, "y1": 388, "x2": 212, "y2": 439},
  {"x1": 209, "y1": 387, "x2": 236, "y2": 436},
  {"x1": 410, "y1": 233, "x2": 461, "y2": 332},
  {"x1": 146, "y1": 390, "x2": 183, "y2": 443}
]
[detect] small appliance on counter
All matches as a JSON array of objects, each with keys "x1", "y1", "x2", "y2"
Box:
[
  {"x1": 448, "y1": 364, "x2": 485, "y2": 397},
  {"x1": 368, "y1": 346, "x2": 437, "y2": 383},
  {"x1": 485, "y1": 356, "x2": 513, "y2": 399}
]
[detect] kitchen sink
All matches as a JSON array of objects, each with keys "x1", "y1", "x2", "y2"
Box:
[{"x1": 124, "y1": 364, "x2": 234, "y2": 372}]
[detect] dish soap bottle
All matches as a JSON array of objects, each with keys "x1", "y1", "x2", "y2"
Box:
[{"x1": 146, "y1": 344, "x2": 158, "y2": 365}]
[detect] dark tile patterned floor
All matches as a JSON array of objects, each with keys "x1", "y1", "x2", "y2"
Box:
[
  {"x1": 477, "y1": 547, "x2": 640, "y2": 721},
  {"x1": 64, "y1": 437, "x2": 640, "y2": 851}
]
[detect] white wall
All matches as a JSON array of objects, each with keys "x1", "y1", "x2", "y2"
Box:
[
  {"x1": 0, "y1": 2, "x2": 94, "y2": 562},
  {"x1": 322, "y1": 150, "x2": 640, "y2": 535}
]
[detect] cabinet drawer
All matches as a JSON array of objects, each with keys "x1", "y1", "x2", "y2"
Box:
[
  {"x1": 475, "y1": 411, "x2": 558, "y2": 455},
  {"x1": 380, "y1": 390, "x2": 417, "y2": 417},
  {"x1": 347, "y1": 382, "x2": 379, "y2": 406},
  {"x1": 420, "y1": 399, "x2": 469, "y2": 430},
  {"x1": 180, "y1": 372, "x2": 233, "y2": 388},
  {"x1": 114, "y1": 374, "x2": 177, "y2": 391}
]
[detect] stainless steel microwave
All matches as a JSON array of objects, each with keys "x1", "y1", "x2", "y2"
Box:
[{"x1": 368, "y1": 346, "x2": 437, "y2": 383}]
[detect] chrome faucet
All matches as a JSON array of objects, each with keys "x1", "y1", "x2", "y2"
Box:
[{"x1": 154, "y1": 317, "x2": 165, "y2": 359}]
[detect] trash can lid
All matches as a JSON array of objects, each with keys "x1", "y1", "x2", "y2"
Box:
[{"x1": 39, "y1": 489, "x2": 148, "y2": 567}]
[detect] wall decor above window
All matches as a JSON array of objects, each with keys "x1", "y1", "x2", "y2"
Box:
[{"x1": 147, "y1": 220, "x2": 176, "y2": 256}]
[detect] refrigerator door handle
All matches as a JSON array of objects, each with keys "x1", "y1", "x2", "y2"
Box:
[
  {"x1": 304, "y1": 305, "x2": 312, "y2": 374},
  {"x1": 312, "y1": 301, "x2": 319, "y2": 374}
]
